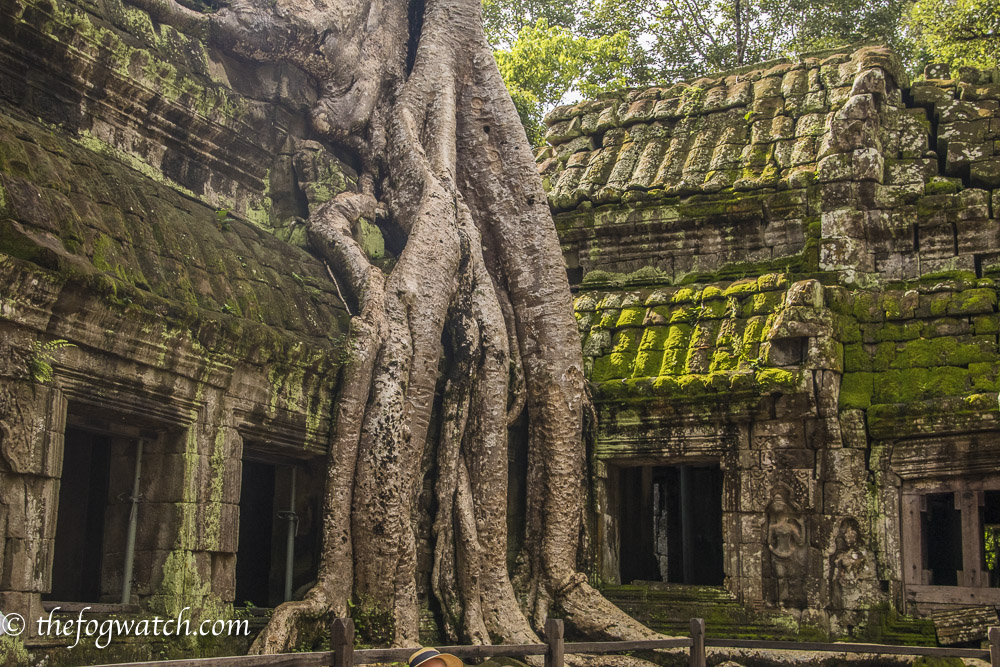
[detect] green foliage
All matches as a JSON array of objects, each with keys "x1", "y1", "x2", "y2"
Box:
[
  {"x1": 214, "y1": 208, "x2": 234, "y2": 231},
  {"x1": 28, "y1": 338, "x2": 75, "y2": 383},
  {"x1": 494, "y1": 18, "x2": 646, "y2": 144},
  {"x1": 0, "y1": 636, "x2": 28, "y2": 666},
  {"x1": 348, "y1": 596, "x2": 393, "y2": 646},
  {"x1": 907, "y1": 0, "x2": 1000, "y2": 72},
  {"x1": 484, "y1": 0, "x2": 1000, "y2": 142},
  {"x1": 487, "y1": 0, "x2": 910, "y2": 142}
]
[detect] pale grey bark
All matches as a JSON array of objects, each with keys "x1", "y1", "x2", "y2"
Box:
[{"x1": 128, "y1": 0, "x2": 669, "y2": 652}]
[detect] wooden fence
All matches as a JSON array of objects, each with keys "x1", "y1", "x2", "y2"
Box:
[{"x1": 93, "y1": 619, "x2": 1000, "y2": 667}]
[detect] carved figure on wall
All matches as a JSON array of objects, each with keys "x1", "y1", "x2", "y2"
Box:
[
  {"x1": 830, "y1": 517, "x2": 873, "y2": 610},
  {"x1": 766, "y1": 485, "x2": 807, "y2": 608}
]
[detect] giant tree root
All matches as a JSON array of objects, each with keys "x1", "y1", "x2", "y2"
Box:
[{"x1": 128, "y1": 0, "x2": 679, "y2": 653}]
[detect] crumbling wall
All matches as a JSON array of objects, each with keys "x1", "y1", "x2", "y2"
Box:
[
  {"x1": 540, "y1": 47, "x2": 1000, "y2": 288},
  {"x1": 0, "y1": 0, "x2": 357, "y2": 656},
  {"x1": 549, "y1": 47, "x2": 1000, "y2": 636}
]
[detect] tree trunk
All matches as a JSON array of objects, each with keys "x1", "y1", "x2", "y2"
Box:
[{"x1": 131, "y1": 0, "x2": 666, "y2": 651}]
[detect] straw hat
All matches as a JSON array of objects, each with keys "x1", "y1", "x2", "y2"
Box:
[{"x1": 408, "y1": 647, "x2": 464, "y2": 667}]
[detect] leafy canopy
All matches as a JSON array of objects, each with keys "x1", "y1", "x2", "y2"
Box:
[
  {"x1": 907, "y1": 0, "x2": 1000, "y2": 72},
  {"x1": 488, "y1": 0, "x2": 1000, "y2": 146}
]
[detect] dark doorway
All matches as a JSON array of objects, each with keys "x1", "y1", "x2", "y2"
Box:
[
  {"x1": 47, "y1": 428, "x2": 112, "y2": 602},
  {"x1": 619, "y1": 467, "x2": 660, "y2": 583},
  {"x1": 923, "y1": 492, "x2": 963, "y2": 586},
  {"x1": 619, "y1": 463, "x2": 724, "y2": 586},
  {"x1": 235, "y1": 459, "x2": 276, "y2": 607}
]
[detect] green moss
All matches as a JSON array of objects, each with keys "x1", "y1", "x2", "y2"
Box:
[
  {"x1": 873, "y1": 367, "x2": 972, "y2": 404},
  {"x1": 660, "y1": 346, "x2": 688, "y2": 375},
  {"x1": 754, "y1": 367, "x2": 798, "y2": 390},
  {"x1": 969, "y1": 362, "x2": 1000, "y2": 391},
  {"x1": 852, "y1": 291, "x2": 883, "y2": 322},
  {"x1": 833, "y1": 313, "x2": 863, "y2": 343},
  {"x1": 972, "y1": 313, "x2": 1000, "y2": 334},
  {"x1": 843, "y1": 343, "x2": 871, "y2": 372},
  {"x1": 840, "y1": 372, "x2": 874, "y2": 409},
  {"x1": 669, "y1": 303, "x2": 701, "y2": 323},
  {"x1": 949, "y1": 287, "x2": 997, "y2": 315},
  {"x1": 742, "y1": 316, "x2": 771, "y2": 345},
  {"x1": 701, "y1": 285, "x2": 724, "y2": 300},
  {"x1": 875, "y1": 320, "x2": 922, "y2": 341},
  {"x1": 0, "y1": 636, "x2": 28, "y2": 666},
  {"x1": 723, "y1": 277, "x2": 758, "y2": 296},
  {"x1": 889, "y1": 336, "x2": 996, "y2": 368},
  {"x1": 923, "y1": 177, "x2": 961, "y2": 195},
  {"x1": 928, "y1": 292, "x2": 952, "y2": 316},
  {"x1": 638, "y1": 326, "x2": 671, "y2": 350},
  {"x1": 633, "y1": 349, "x2": 665, "y2": 377},
  {"x1": 851, "y1": 605, "x2": 937, "y2": 646},
  {"x1": 825, "y1": 286, "x2": 853, "y2": 314},
  {"x1": 757, "y1": 273, "x2": 789, "y2": 291},
  {"x1": 616, "y1": 306, "x2": 646, "y2": 327},
  {"x1": 612, "y1": 328, "x2": 642, "y2": 353},
  {"x1": 663, "y1": 323, "x2": 692, "y2": 349},
  {"x1": 670, "y1": 287, "x2": 698, "y2": 303},
  {"x1": 710, "y1": 348, "x2": 738, "y2": 372},
  {"x1": 592, "y1": 352, "x2": 635, "y2": 381},
  {"x1": 699, "y1": 298, "x2": 727, "y2": 318},
  {"x1": 740, "y1": 290, "x2": 785, "y2": 317}
]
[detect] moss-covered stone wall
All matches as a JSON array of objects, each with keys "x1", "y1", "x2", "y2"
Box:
[
  {"x1": 0, "y1": 0, "x2": 355, "y2": 658},
  {"x1": 551, "y1": 46, "x2": 1000, "y2": 638},
  {"x1": 542, "y1": 47, "x2": 1000, "y2": 289}
]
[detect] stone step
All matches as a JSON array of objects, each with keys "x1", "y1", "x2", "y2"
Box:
[{"x1": 601, "y1": 584, "x2": 801, "y2": 640}]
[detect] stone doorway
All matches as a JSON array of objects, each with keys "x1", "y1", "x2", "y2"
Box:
[
  {"x1": 47, "y1": 428, "x2": 113, "y2": 602},
  {"x1": 234, "y1": 454, "x2": 325, "y2": 608},
  {"x1": 45, "y1": 425, "x2": 145, "y2": 604},
  {"x1": 235, "y1": 459, "x2": 276, "y2": 607},
  {"x1": 618, "y1": 463, "x2": 724, "y2": 586}
]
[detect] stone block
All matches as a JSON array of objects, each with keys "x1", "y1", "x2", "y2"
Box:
[
  {"x1": 850, "y1": 68, "x2": 887, "y2": 98},
  {"x1": 136, "y1": 502, "x2": 185, "y2": 551},
  {"x1": 956, "y1": 218, "x2": 1000, "y2": 253},
  {"x1": 131, "y1": 549, "x2": 172, "y2": 596},
  {"x1": 210, "y1": 552, "x2": 236, "y2": 601},
  {"x1": 945, "y1": 141, "x2": 990, "y2": 175},
  {"x1": 1, "y1": 537, "x2": 50, "y2": 592},
  {"x1": 782, "y1": 69, "x2": 808, "y2": 97},
  {"x1": 924, "y1": 63, "x2": 950, "y2": 79},
  {"x1": 821, "y1": 449, "x2": 866, "y2": 487},
  {"x1": 0, "y1": 591, "x2": 45, "y2": 637},
  {"x1": 818, "y1": 153, "x2": 852, "y2": 182},
  {"x1": 971, "y1": 158, "x2": 1000, "y2": 188},
  {"x1": 740, "y1": 512, "x2": 765, "y2": 541},
  {"x1": 755, "y1": 76, "x2": 783, "y2": 99},
  {"x1": 853, "y1": 147, "x2": 884, "y2": 182},
  {"x1": 773, "y1": 448, "x2": 816, "y2": 470},
  {"x1": 821, "y1": 209, "x2": 865, "y2": 239}
]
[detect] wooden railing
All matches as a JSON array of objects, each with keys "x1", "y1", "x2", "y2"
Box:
[{"x1": 92, "y1": 619, "x2": 1000, "y2": 667}]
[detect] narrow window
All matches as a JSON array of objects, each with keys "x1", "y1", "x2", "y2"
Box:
[{"x1": 983, "y1": 491, "x2": 1000, "y2": 588}]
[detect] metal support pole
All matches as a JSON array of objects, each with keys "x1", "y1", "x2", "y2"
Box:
[
  {"x1": 282, "y1": 465, "x2": 298, "y2": 602},
  {"x1": 121, "y1": 438, "x2": 144, "y2": 605}
]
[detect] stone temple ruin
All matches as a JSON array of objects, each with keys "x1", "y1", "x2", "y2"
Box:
[{"x1": 0, "y1": 0, "x2": 999, "y2": 658}]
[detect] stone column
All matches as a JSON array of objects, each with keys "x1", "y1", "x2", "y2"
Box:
[{"x1": 0, "y1": 376, "x2": 66, "y2": 637}]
